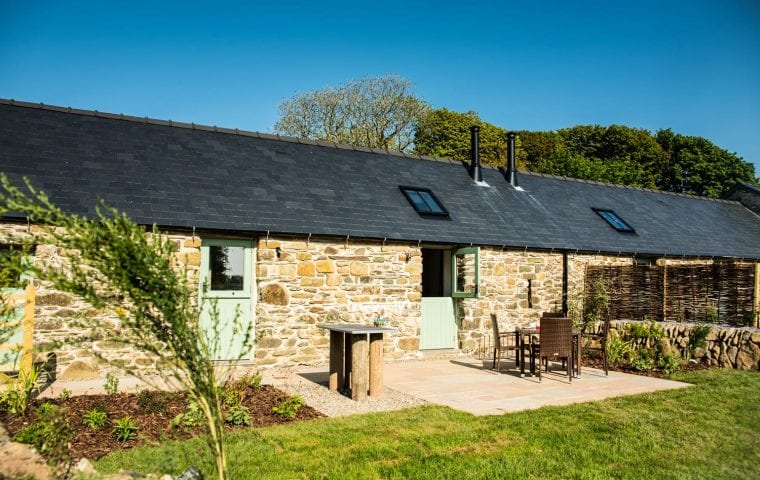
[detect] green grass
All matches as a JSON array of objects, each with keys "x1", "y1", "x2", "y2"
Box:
[{"x1": 96, "y1": 369, "x2": 760, "y2": 479}]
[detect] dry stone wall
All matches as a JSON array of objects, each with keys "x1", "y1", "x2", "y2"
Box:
[
  {"x1": 254, "y1": 236, "x2": 422, "y2": 367},
  {"x1": 609, "y1": 320, "x2": 760, "y2": 370}
]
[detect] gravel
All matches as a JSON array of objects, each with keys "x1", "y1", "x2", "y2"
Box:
[{"x1": 263, "y1": 367, "x2": 428, "y2": 417}]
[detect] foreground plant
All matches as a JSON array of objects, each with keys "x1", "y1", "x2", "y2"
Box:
[{"x1": 0, "y1": 174, "x2": 253, "y2": 479}]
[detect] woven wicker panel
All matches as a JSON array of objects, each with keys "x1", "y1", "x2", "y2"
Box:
[{"x1": 585, "y1": 262, "x2": 755, "y2": 325}]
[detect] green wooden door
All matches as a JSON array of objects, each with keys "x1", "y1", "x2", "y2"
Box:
[
  {"x1": 199, "y1": 239, "x2": 254, "y2": 361},
  {"x1": 420, "y1": 297, "x2": 457, "y2": 349}
]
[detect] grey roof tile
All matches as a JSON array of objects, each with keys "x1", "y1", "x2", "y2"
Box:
[{"x1": 1, "y1": 99, "x2": 759, "y2": 259}]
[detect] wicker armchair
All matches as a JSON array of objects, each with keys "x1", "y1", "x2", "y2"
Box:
[
  {"x1": 537, "y1": 316, "x2": 573, "y2": 382},
  {"x1": 581, "y1": 312, "x2": 610, "y2": 375},
  {"x1": 490, "y1": 314, "x2": 515, "y2": 372}
]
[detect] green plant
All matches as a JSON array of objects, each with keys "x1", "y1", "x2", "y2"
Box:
[
  {"x1": 0, "y1": 175, "x2": 256, "y2": 480},
  {"x1": 59, "y1": 388, "x2": 72, "y2": 400},
  {"x1": 83, "y1": 407, "x2": 108, "y2": 429},
  {"x1": 581, "y1": 277, "x2": 610, "y2": 333},
  {"x1": 222, "y1": 380, "x2": 245, "y2": 409},
  {"x1": 226, "y1": 404, "x2": 252, "y2": 426},
  {"x1": 606, "y1": 335, "x2": 631, "y2": 366},
  {"x1": 14, "y1": 402, "x2": 72, "y2": 467},
  {"x1": 113, "y1": 416, "x2": 138, "y2": 442},
  {"x1": 629, "y1": 348, "x2": 657, "y2": 372},
  {"x1": 104, "y1": 372, "x2": 119, "y2": 396},
  {"x1": 272, "y1": 395, "x2": 304, "y2": 419},
  {"x1": 688, "y1": 324, "x2": 711, "y2": 359},
  {"x1": 657, "y1": 351, "x2": 682, "y2": 375},
  {"x1": 705, "y1": 304, "x2": 719, "y2": 323},
  {"x1": 172, "y1": 399, "x2": 205, "y2": 428},
  {"x1": 136, "y1": 389, "x2": 169, "y2": 414},
  {"x1": 0, "y1": 364, "x2": 41, "y2": 414}
]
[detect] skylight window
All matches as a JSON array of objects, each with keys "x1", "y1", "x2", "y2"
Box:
[
  {"x1": 593, "y1": 208, "x2": 635, "y2": 233},
  {"x1": 399, "y1": 186, "x2": 449, "y2": 217}
]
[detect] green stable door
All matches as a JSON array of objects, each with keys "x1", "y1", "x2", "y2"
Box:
[
  {"x1": 199, "y1": 239, "x2": 254, "y2": 361},
  {"x1": 419, "y1": 247, "x2": 479, "y2": 350}
]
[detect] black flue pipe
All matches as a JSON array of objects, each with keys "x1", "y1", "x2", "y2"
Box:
[
  {"x1": 469, "y1": 125, "x2": 482, "y2": 182},
  {"x1": 506, "y1": 131, "x2": 518, "y2": 187}
]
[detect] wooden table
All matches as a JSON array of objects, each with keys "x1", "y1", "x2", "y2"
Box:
[
  {"x1": 317, "y1": 324, "x2": 395, "y2": 401},
  {"x1": 515, "y1": 328, "x2": 582, "y2": 378}
]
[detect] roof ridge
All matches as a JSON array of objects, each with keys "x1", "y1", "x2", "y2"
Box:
[
  {"x1": 0, "y1": 98, "x2": 740, "y2": 205},
  {"x1": 0, "y1": 97, "x2": 458, "y2": 163},
  {"x1": 520, "y1": 170, "x2": 736, "y2": 204}
]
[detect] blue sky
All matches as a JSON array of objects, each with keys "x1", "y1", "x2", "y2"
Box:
[{"x1": 2, "y1": 0, "x2": 759, "y2": 172}]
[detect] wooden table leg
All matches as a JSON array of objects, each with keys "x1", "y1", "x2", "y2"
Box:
[
  {"x1": 328, "y1": 331, "x2": 343, "y2": 391},
  {"x1": 369, "y1": 333, "x2": 383, "y2": 398},
  {"x1": 351, "y1": 333, "x2": 369, "y2": 401},
  {"x1": 343, "y1": 333, "x2": 352, "y2": 391}
]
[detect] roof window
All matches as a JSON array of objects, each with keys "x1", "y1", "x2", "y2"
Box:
[
  {"x1": 593, "y1": 208, "x2": 635, "y2": 233},
  {"x1": 399, "y1": 186, "x2": 449, "y2": 217}
]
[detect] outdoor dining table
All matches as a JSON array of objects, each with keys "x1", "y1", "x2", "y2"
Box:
[
  {"x1": 317, "y1": 323, "x2": 395, "y2": 401},
  {"x1": 514, "y1": 327, "x2": 582, "y2": 378}
]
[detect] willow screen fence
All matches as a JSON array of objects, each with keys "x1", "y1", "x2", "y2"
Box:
[{"x1": 585, "y1": 262, "x2": 757, "y2": 327}]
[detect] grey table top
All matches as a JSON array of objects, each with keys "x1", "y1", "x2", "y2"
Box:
[{"x1": 317, "y1": 323, "x2": 396, "y2": 334}]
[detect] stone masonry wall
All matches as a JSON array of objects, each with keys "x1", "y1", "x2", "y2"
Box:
[
  {"x1": 608, "y1": 320, "x2": 760, "y2": 370},
  {"x1": 1, "y1": 222, "x2": 202, "y2": 380},
  {"x1": 254, "y1": 236, "x2": 422, "y2": 368}
]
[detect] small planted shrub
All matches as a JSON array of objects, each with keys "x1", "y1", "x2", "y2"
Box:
[
  {"x1": 136, "y1": 389, "x2": 169, "y2": 414},
  {"x1": 171, "y1": 399, "x2": 205, "y2": 428},
  {"x1": 113, "y1": 415, "x2": 138, "y2": 442},
  {"x1": 104, "y1": 372, "x2": 119, "y2": 396},
  {"x1": 226, "y1": 404, "x2": 252, "y2": 426},
  {"x1": 58, "y1": 388, "x2": 72, "y2": 400},
  {"x1": 688, "y1": 324, "x2": 711, "y2": 359},
  {"x1": 0, "y1": 364, "x2": 41, "y2": 415},
  {"x1": 83, "y1": 407, "x2": 108, "y2": 430},
  {"x1": 14, "y1": 402, "x2": 72, "y2": 465},
  {"x1": 222, "y1": 380, "x2": 245, "y2": 409},
  {"x1": 272, "y1": 395, "x2": 304, "y2": 419}
]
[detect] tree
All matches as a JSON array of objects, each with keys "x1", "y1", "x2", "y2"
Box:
[
  {"x1": 0, "y1": 175, "x2": 252, "y2": 480},
  {"x1": 413, "y1": 108, "x2": 509, "y2": 167},
  {"x1": 655, "y1": 129, "x2": 757, "y2": 197},
  {"x1": 274, "y1": 75, "x2": 429, "y2": 152}
]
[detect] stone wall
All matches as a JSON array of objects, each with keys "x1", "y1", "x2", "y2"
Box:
[
  {"x1": 1, "y1": 223, "x2": 202, "y2": 380},
  {"x1": 458, "y1": 248, "x2": 564, "y2": 353},
  {"x1": 609, "y1": 320, "x2": 760, "y2": 370},
  {"x1": 254, "y1": 236, "x2": 422, "y2": 368}
]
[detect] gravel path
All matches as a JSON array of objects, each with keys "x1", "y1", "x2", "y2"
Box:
[{"x1": 263, "y1": 367, "x2": 428, "y2": 417}]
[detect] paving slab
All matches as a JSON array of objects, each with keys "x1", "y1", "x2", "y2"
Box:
[{"x1": 382, "y1": 357, "x2": 692, "y2": 415}]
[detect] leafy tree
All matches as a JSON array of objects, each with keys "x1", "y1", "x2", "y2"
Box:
[
  {"x1": 0, "y1": 175, "x2": 252, "y2": 480},
  {"x1": 274, "y1": 74, "x2": 429, "y2": 151},
  {"x1": 413, "y1": 108, "x2": 509, "y2": 167},
  {"x1": 655, "y1": 129, "x2": 757, "y2": 197}
]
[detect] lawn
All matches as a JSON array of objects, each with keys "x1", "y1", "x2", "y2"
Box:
[{"x1": 97, "y1": 369, "x2": 760, "y2": 479}]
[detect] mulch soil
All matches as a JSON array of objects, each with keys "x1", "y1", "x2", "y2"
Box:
[
  {"x1": 582, "y1": 355, "x2": 712, "y2": 378},
  {"x1": 1, "y1": 384, "x2": 324, "y2": 461}
]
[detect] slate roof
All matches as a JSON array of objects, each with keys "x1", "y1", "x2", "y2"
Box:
[{"x1": 1, "y1": 99, "x2": 759, "y2": 259}]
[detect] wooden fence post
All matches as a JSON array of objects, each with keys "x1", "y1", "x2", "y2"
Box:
[
  {"x1": 21, "y1": 283, "x2": 35, "y2": 376},
  {"x1": 662, "y1": 264, "x2": 668, "y2": 322}
]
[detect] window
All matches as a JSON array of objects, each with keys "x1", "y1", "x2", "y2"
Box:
[
  {"x1": 593, "y1": 208, "x2": 635, "y2": 233},
  {"x1": 451, "y1": 247, "x2": 479, "y2": 298},
  {"x1": 399, "y1": 186, "x2": 449, "y2": 217},
  {"x1": 208, "y1": 245, "x2": 246, "y2": 291}
]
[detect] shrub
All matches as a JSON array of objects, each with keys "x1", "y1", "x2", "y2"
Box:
[
  {"x1": 14, "y1": 402, "x2": 72, "y2": 466},
  {"x1": 273, "y1": 395, "x2": 304, "y2": 419},
  {"x1": 222, "y1": 380, "x2": 245, "y2": 409},
  {"x1": 136, "y1": 389, "x2": 169, "y2": 414},
  {"x1": 104, "y1": 372, "x2": 119, "y2": 396},
  {"x1": 172, "y1": 399, "x2": 205, "y2": 428},
  {"x1": 59, "y1": 388, "x2": 72, "y2": 400},
  {"x1": 83, "y1": 407, "x2": 108, "y2": 429},
  {"x1": 657, "y1": 351, "x2": 682, "y2": 375},
  {"x1": 226, "y1": 405, "x2": 252, "y2": 426},
  {"x1": 113, "y1": 416, "x2": 138, "y2": 442},
  {"x1": 688, "y1": 324, "x2": 711, "y2": 359},
  {"x1": 0, "y1": 364, "x2": 41, "y2": 415},
  {"x1": 606, "y1": 336, "x2": 631, "y2": 366}
]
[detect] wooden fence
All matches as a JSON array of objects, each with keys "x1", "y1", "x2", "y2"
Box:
[
  {"x1": 585, "y1": 263, "x2": 758, "y2": 326},
  {"x1": 0, "y1": 283, "x2": 36, "y2": 376}
]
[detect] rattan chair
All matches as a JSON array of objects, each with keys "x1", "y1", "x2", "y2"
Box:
[
  {"x1": 581, "y1": 312, "x2": 610, "y2": 375},
  {"x1": 490, "y1": 314, "x2": 515, "y2": 372},
  {"x1": 537, "y1": 316, "x2": 573, "y2": 382}
]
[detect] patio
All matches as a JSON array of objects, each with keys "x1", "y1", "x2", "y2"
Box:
[{"x1": 382, "y1": 357, "x2": 691, "y2": 415}]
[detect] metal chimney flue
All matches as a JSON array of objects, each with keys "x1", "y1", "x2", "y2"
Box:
[
  {"x1": 469, "y1": 125, "x2": 482, "y2": 182},
  {"x1": 506, "y1": 131, "x2": 518, "y2": 187}
]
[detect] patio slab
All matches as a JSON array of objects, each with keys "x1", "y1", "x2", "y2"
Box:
[{"x1": 382, "y1": 357, "x2": 692, "y2": 415}]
